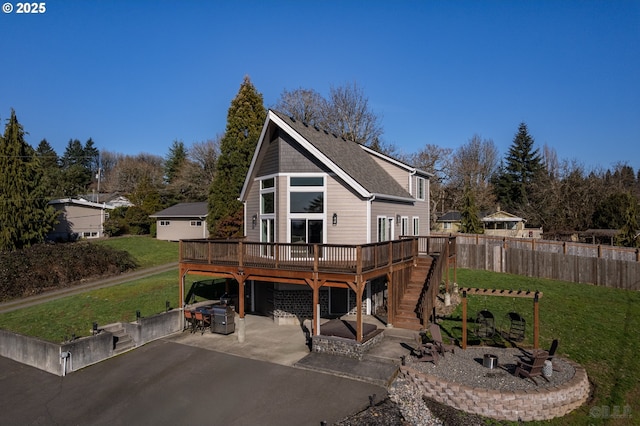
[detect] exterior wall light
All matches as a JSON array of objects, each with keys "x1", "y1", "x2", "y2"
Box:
[
  {"x1": 252, "y1": 214, "x2": 257, "y2": 229},
  {"x1": 332, "y1": 213, "x2": 338, "y2": 226}
]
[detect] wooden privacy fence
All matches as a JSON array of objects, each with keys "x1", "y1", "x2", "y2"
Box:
[{"x1": 450, "y1": 234, "x2": 640, "y2": 290}]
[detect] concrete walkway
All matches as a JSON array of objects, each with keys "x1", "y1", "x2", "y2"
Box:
[{"x1": 171, "y1": 313, "x2": 418, "y2": 387}]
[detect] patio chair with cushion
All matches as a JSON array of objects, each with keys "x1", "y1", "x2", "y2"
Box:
[
  {"x1": 429, "y1": 323, "x2": 455, "y2": 356},
  {"x1": 514, "y1": 350, "x2": 550, "y2": 384}
]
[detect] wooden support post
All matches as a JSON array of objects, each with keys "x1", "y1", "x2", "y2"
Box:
[
  {"x1": 237, "y1": 274, "x2": 246, "y2": 319},
  {"x1": 312, "y1": 277, "x2": 320, "y2": 337},
  {"x1": 386, "y1": 272, "x2": 394, "y2": 327},
  {"x1": 356, "y1": 277, "x2": 365, "y2": 342},
  {"x1": 533, "y1": 291, "x2": 540, "y2": 349},
  {"x1": 462, "y1": 290, "x2": 467, "y2": 349}
]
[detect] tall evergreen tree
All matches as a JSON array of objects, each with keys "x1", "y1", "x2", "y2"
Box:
[
  {"x1": 164, "y1": 139, "x2": 187, "y2": 184},
  {"x1": 492, "y1": 123, "x2": 544, "y2": 213},
  {"x1": 35, "y1": 139, "x2": 62, "y2": 197},
  {"x1": 0, "y1": 110, "x2": 58, "y2": 251},
  {"x1": 208, "y1": 76, "x2": 266, "y2": 238},
  {"x1": 460, "y1": 187, "x2": 483, "y2": 234}
]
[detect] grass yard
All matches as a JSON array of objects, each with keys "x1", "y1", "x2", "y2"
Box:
[
  {"x1": 94, "y1": 235, "x2": 179, "y2": 268},
  {"x1": 440, "y1": 268, "x2": 640, "y2": 426}
]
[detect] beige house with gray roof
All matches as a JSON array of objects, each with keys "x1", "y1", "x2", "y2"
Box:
[
  {"x1": 150, "y1": 202, "x2": 209, "y2": 241},
  {"x1": 240, "y1": 110, "x2": 432, "y2": 247}
]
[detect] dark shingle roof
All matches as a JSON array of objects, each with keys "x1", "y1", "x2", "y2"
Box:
[
  {"x1": 150, "y1": 202, "x2": 208, "y2": 218},
  {"x1": 271, "y1": 110, "x2": 412, "y2": 200}
]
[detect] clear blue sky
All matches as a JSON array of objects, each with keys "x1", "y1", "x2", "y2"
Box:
[{"x1": 2, "y1": 0, "x2": 639, "y2": 172}]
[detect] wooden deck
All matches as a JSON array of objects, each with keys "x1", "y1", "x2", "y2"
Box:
[{"x1": 178, "y1": 236, "x2": 456, "y2": 341}]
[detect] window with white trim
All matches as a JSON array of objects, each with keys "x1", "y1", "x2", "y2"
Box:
[
  {"x1": 412, "y1": 217, "x2": 420, "y2": 236},
  {"x1": 416, "y1": 177, "x2": 425, "y2": 200},
  {"x1": 289, "y1": 175, "x2": 325, "y2": 256},
  {"x1": 160, "y1": 220, "x2": 170, "y2": 226},
  {"x1": 190, "y1": 221, "x2": 202, "y2": 227},
  {"x1": 401, "y1": 216, "x2": 409, "y2": 237}
]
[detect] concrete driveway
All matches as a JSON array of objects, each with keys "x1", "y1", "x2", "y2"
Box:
[{"x1": 0, "y1": 338, "x2": 385, "y2": 425}]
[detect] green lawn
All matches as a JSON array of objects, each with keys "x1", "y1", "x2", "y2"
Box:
[
  {"x1": 440, "y1": 269, "x2": 640, "y2": 426},
  {"x1": 94, "y1": 235, "x2": 179, "y2": 268}
]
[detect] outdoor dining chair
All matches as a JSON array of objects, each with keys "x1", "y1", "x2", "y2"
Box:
[
  {"x1": 184, "y1": 310, "x2": 196, "y2": 333},
  {"x1": 194, "y1": 310, "x2": 211, "y2": 335},
  {"x1": 410, "y1": 332, "x2": 439, "y2": 365}
]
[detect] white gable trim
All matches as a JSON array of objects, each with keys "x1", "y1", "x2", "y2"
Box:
[
  {"x1": 360, "y1": 145, "x2": 434, "y2": 178},
  {"x1": 240, "y1": 110, "x2": 371, "y2": 201}
]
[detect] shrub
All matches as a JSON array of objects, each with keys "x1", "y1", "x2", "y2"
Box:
[{"x1": 0, "y1": 242, "x2": 138, "y2": 302}]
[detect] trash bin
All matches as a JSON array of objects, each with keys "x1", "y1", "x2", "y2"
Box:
[{"x1": 211, "y1": 305, "x2": 235, "y2": 335}]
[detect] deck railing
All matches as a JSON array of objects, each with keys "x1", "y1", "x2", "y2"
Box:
[{"x1": 180, "y1": 238, "x2": 421, "y2": 275}]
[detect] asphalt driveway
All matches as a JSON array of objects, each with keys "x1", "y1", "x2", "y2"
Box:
[{"x1": 0, "y1": 338, "x2": 385, "y2": 425}]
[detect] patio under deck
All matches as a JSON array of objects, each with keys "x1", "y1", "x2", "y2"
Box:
[{"x1": 178, "y1": 237, "x2": 455, "y2": 342}]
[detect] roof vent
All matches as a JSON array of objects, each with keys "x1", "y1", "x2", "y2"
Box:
[
  {"x1": 313, "y1": 125, "x2": 320, "y2": 131},
  {"x1": 323, "y1": 130, "x2": 328, "y2": 134},
  {"x1": 290, "y1": 116, "x2": 296, "y2": 122}
]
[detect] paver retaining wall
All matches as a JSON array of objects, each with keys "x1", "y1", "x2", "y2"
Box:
[{"x1": 399, "y1": 358, "x2": 590, "y2": 421}]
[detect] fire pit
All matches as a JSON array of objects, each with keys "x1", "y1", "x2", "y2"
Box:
[{"x1": 483, "y1": 353, "x2": 499, "y2": 369}]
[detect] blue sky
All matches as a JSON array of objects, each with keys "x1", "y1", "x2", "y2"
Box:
[{"x1": 1, "y1": 0, "x2": 639, "y2": 172}]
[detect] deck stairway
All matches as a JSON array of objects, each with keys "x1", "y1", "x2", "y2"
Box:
[
  {"x1": 394, "y1": 255, "x2": 434, "y2": 331},
  {"x1": 102, "y1": 323, "x2": 135, "y2": 354}
]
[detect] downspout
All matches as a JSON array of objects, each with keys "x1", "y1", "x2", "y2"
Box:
[{"x1": 367, "y1": 195, "x2": 376, "y2": 244}]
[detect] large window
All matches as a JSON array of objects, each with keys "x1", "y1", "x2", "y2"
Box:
[
  {"x1": 289, "y1": 175, "x2": 325, "y2": 254},
  {"x1": 413, "y1": 217, "x2": 420, "y2": 236}
]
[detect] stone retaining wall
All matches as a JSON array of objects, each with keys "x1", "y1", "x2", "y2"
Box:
[
  {"x1": 399, "y1": 358, "x2": 590, "y2": 421},
  {"x1": 312, "y1": 330, "x2": 384, "y2": 360}
]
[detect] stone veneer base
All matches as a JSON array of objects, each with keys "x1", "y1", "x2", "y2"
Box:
[
  {"x1": 312, "y1": 330, "x2": 385, "y2": 360},
  {"x1": 399, "y1": 358, "x2": 590, "y2": 422}
]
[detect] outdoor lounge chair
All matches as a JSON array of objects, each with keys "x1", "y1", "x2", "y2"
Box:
[
  {"x1": 521, "y1": 338, "x2": 559, "y2": 370},
  {"x1": 514, "y1": 350, "x2": 549, "y2": 384},
  {"x1": 429, "y1": 323, "x2": 455, "y2": 356},
  {"x1": 411, "y1": 332, "x2": 439, "y2": 365}
]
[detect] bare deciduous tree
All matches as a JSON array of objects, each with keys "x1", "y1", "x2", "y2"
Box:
[
  {"x1": 448, "y1": 135, "x2": 499, "y2": 211},
  {"x1": 274, "y1": 81, "x2": 384, "y2": 149}
]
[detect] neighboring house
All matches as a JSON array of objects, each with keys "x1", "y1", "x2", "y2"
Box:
[
  {"x1": 240, "y1": 110, "x2": 432, "y2": 246},
  {"x1": 433, "y1": 211, "x2": 462, "y2": 233},
  {"x1": 150, "y1": 202, "x2": 209, "y2": 241},
  {"x1": 48, "y1": 198, "x2": 116, "y2": 240},
  {"x1": 78, "y1": 193, "x2": 133, "y2": 208},
  {"x1": 435, "y1": 208, "x2": 543, "y2": 238}
]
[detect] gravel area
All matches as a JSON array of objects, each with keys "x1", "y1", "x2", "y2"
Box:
[
  {"x1": 336, "y1": 347, "x2": 575, "y2": 425},
  {"x1": 406, "y1": 346, "x2": 575, "y2": 391}
]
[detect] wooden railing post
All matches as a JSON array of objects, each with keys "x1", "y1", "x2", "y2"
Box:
[
  {"x1": 462, "y1": 290, "x2": 467, "y2": 349},
  {"x1": 313, "y1": 244, "x2": 319, "y2": 272},
  {"x1": 356, "y1": 245, "x2": 362, "y2": 275},
  {"x1": 238, "y1": 241, "x2": 243, "y2": 269},
  {"x1": 534, "y1": 291, "x2": 540, "y2": 349}
]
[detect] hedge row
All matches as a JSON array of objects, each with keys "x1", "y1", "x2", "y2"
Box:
[{"x1": 0, "y1": 242, "x2": 138, "y2": 302}]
